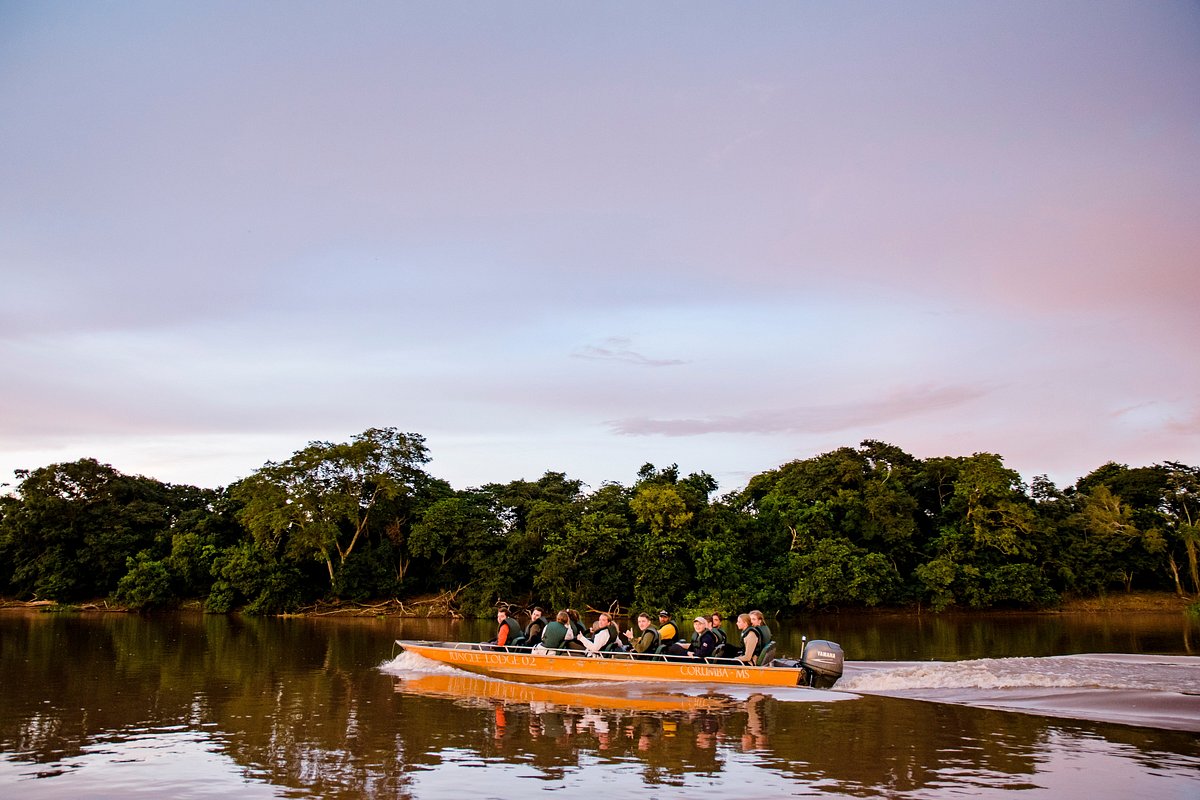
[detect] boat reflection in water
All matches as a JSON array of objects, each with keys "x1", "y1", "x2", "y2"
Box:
[
  {"x1": 395, "y1": 673, "x2": 741, "y2": 713},
  {"x1": 391, "y1": 668, "x2": 790, "y2": 773}
]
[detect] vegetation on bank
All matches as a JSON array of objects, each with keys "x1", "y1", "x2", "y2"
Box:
[{"x1": 1, "y1": 428, "x2": 1197, "y2": 617}]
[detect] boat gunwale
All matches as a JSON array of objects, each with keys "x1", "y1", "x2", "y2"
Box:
[
  {"x1": 393, "y1": 638, "x2": 815, "y2": 688},
  {"x1": 396, "y1": 638, "x2": 777, "y2": 668}
]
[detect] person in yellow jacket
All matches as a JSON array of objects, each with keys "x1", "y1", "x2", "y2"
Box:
[{"x1": 656, "y1": 610, "x2": 681, "y2": 648}]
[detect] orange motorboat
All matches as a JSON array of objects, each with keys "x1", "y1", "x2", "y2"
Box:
[{"x1": 394, "y1": 639, "x2": 844, "y2": 688}]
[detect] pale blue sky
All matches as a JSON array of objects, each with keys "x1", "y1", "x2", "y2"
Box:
[{"x1": 2, "y1": 1, "x2": 1198, "y2": 492}]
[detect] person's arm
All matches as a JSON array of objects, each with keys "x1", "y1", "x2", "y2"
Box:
[
  {"x1": 583, "y1": 629, "x2": 611, "y2": 654},
  {"x1": 735, "y1": 630, "x2": 758, "y2": 663},
  {"x1": 497, "y1": 624, "x2": 509, "y2": 647}
]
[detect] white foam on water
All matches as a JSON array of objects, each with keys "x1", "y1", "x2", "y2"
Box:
[
  {"x1": 838, "y1": 653, "x2": 1200, "y2": 694},
  {"x1": 379, "y1": 649, "x2": 479, "y2": 676}
]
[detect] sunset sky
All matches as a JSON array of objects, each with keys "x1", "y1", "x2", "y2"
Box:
[{"x1": 2, "y1": 1, "x2": 1198, "y2": 495}]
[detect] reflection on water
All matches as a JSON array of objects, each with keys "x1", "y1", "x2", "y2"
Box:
[{"x1": 1, "y1": 612, "x2": 1198, "y2": 799}]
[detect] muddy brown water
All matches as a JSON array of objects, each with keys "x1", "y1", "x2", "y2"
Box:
[{"x1": 1, "y1": 611, "x2": 1197, "y2": 798}]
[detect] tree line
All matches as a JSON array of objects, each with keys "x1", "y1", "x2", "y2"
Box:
[{"x1": 1, "y1": 427, "x2": 1197, "y2": 616}]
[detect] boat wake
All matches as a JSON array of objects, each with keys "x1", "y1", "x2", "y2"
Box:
[
  {"x1": 839, "y1": 653, "x2": 1200, "y2": 693},
  {"x1": 381, "y1": 650, "x2": 478, "y2": 677},
  {"x1": 838, "y1": 654, "x2": 1200, "y2": 732}
]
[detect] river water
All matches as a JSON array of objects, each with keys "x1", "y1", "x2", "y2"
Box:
[{"x1": 1, "y1": 610, "x2": 1197, "y2": 799}]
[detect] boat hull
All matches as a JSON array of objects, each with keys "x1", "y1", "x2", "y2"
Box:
[{"x1": 395, "y1": 640, "x2": 811, "y2": 688}]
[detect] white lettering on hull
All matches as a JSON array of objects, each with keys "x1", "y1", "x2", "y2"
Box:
[
  {"x1": 444, "y1": 650, "x2": 541, "y2": 669},
  {"x1": 679, "y1": 665, "x2": 751, "y2": 679}
]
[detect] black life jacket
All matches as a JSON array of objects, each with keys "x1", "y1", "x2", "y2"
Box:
[
  {"x1": 711, "y1": 626, "x2": 728, "y2": 648},
  {"x1": 659, "y1": 618, "x2": 682, "y2": 646},
  {"x1": 743, "y1": 624, "x2": 766, "y2": 661},
  {"x1": 692, "y1": 629, "x2": 719, "y2": 659},
  {"x1": 524, "y1": 617, "x2": 546, "y2": 645},
  {"x1": 498, "y1": 617, "x2": 524, "y2": 647},
  {"x1": 756, "y1": 623, "x2": 773, "y2": 650},
  {"x1": 634, "y1": 625, "x2": 661, "y2": 653},
  {"x1": 597, "y1": 621, "x2": 621, "y2": 651}
]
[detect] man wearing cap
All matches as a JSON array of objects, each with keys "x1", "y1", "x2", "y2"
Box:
[
  {"x1": 656, "y1": 610, "x2": 681, "y2": 649},
  {"x1": 666, "y1": 616, "x2": 719, "y2": 659}
]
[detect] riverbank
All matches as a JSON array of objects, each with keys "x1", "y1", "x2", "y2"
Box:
[
  {"x1": 3, "y1": 590, "x2": 1195, "y2": 617},
  {"x1": 1053, "y1": 591, "x2": 1194, "y2": 613}
]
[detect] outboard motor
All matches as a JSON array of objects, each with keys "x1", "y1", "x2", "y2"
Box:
[{"x1": 799, "y1": 639, "x2": 844, "y2": 688}]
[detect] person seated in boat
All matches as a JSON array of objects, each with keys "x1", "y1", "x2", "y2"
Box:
[
  {"x1": 709, "y1": 612, "x2": 731, "y2": 656},
  {"x1": 624, "y1": 612, "x2": 661, "y2": 658},
  {"x1": 680, "y1": 612, "x2": 724, "y2": 653},
  {"x1": 492, "y1": 607, "x2": 525, "y2": 649},
  {"x1": 667, "y1": 616, "x2": 719, "y2": 659},
  {"x1": 533, "y1": 610, "x2": 571, "y2": 653},
  {"x1": 729, "y1": 618, "x2": 758, "y2": 666},
  {"x1": 576, "y1": 612, "x2": 620, "y2": 656},
  {"x1": 667, "y1": 615, "x2": 703, "y2": 656},
  {"x1": 656, "y1": 610, "x2": 682, "y2": 650},
  {"x1": 564, "y1": 609, "x2": 588, "y2": 651},
  {"x1": 749, "y1": 609, "x2": 773, "y2": 652},
  {"x1": 523, "y1": 607, "x2": 546, "y2": 647},
  {"x1": 733, "y1": 613, "x2": 765, "y2": 665}
]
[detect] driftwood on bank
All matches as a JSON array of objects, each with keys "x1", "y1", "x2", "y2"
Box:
[
  {"x1": 0, "y1": 598, "x2": 129, "y2": 612},
  {"x1": 287, "y1": 586, "x2": 470, "y2": 618},
  {"x1": 491, "y1": 598, "x2": 630, "y2": 620}
]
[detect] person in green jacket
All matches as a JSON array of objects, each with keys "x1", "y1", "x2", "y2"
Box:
[
  {"x1": 535, "y1": 610, "x2": 571, "y2": 652},
  {"x1": 624, "y1": 612, "x2": 661, "y2": 658}
]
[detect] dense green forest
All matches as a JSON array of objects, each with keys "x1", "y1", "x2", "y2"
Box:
[{"x1": 1, "y1": 427, "x2": 1197, "y2": 616}]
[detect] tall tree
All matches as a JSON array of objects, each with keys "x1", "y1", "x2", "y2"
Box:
[
  {"x1": 630, "y1": 465, "x2": 699, "y2": 610},
  {"x1": 915, "y1": 453, "x2": 1052, "y2": 609},
  {"x1": 0, "y1": 459, "x2": 199, "y2": 601},
  {"x1": 1161, "y1": 462, "x2": 1200, "y2": 596},
  {"x1": 535, "y1": 482, "x2": 631, "y2": 610},
  {"x1": 232, "y1": 428, "x2": 431, "y2": 592}
]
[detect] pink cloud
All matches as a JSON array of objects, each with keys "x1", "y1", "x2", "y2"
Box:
[{"x1": 608, "y1": 384, "x2": 989, "y2": 437}]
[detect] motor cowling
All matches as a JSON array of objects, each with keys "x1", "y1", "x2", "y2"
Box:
[{"x1": 800, "y1": 639, "x2": 844, "y2": 688}]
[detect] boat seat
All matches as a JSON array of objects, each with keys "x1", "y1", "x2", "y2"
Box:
[{"x1": 756, "y1": 641, "x2": 777, "y2": 666}]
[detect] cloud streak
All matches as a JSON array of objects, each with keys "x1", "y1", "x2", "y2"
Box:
[
  {"x1": 608, "y1": 385, "x2": 990, "y2": 437},
  {"x1": 572, "y1": 337, "x2": 687, "y2": 368}
]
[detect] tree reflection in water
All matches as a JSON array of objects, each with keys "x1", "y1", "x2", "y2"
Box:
[{"x1": 1, "y1": 612, "x2": 1198, "y2": 799}]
